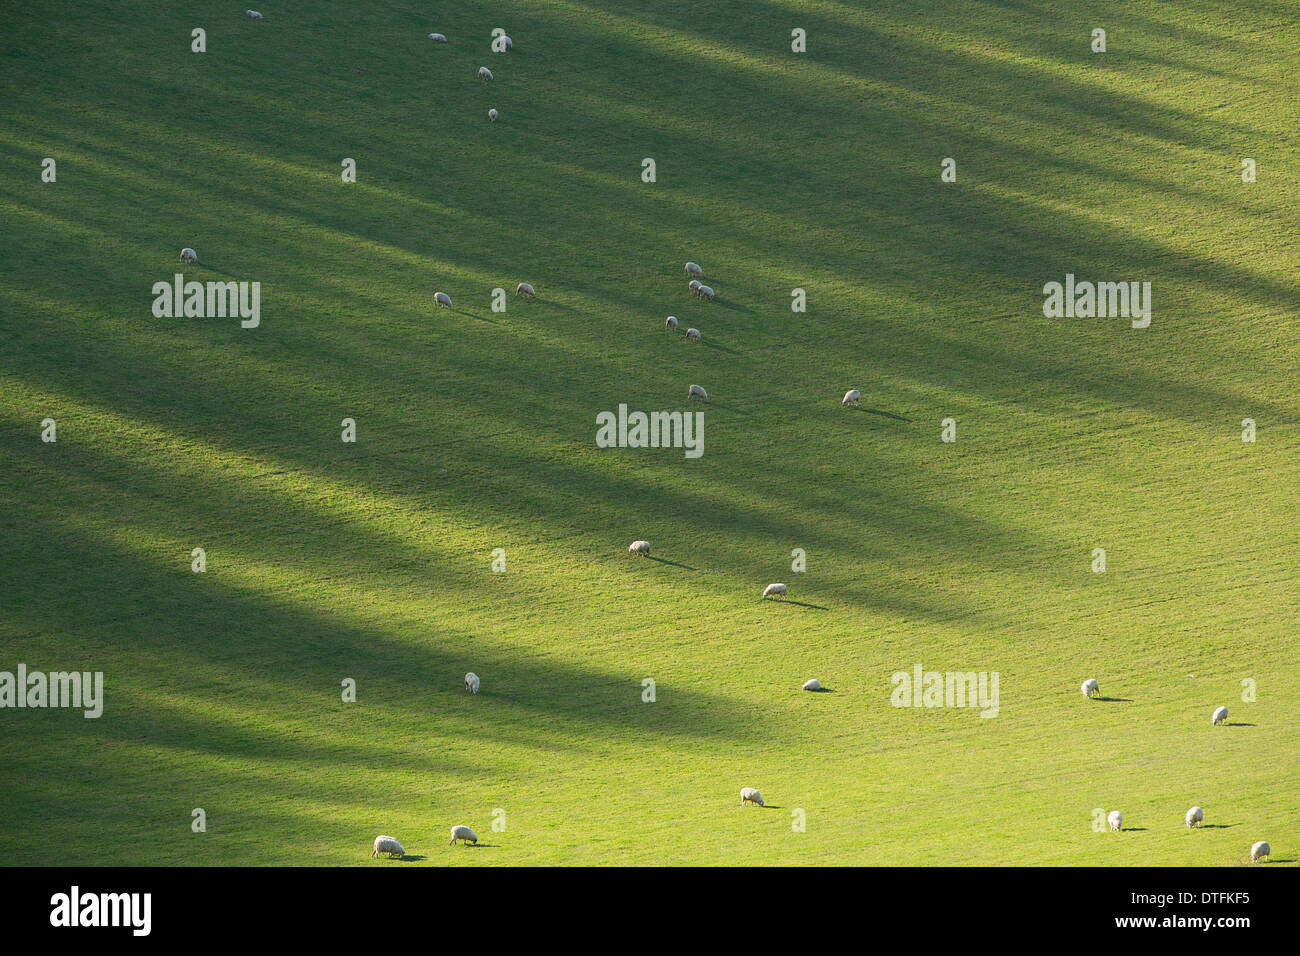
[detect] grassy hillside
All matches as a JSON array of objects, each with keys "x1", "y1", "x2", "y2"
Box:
[{"x1": 0, "y1": 0, "x2": 1296, "y2": 865}]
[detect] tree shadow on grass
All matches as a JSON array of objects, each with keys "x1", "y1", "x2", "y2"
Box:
[{"x1": 645, "y1": 556, "x2": 697, "y2": 571}]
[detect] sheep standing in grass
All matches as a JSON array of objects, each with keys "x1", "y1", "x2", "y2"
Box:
[
  {"x1": 1185, "y1": 806, "x2": 1203, "y2": 828},
  {"x1": 372, "y1": 835, "x2": 405, "y2": 859},
  {"x1": 740, "y1": 787, "x2": 764, "y2": 807},
  {"x1": 464, "y1": 672, "x2": 480, "y2": 694},
  {"x1": 489, "y1": 108, "x2": 498, "y2": 122},
  {"x1": 802, "y1": 679, "x2": 822, "y2": 691},
  {"x1": 628, "y1": 540, "x2": 650, "y2": 556},
  {"x1": 688, "y1": 279, "x2": 701, "y2": 296},
  {"x1": 685, "y1": 262, "x2": 703, "y2": 278},
  {"x1": 500, "y1": 35, "x2": 513, "y2": 50},
  {"x1": 1081, "y1": 678, "x2": 1099, "y2": 699},
  {"x1": 685, "y1": 328, "x2": 701, "y2": 342},
  {"x1": 665, "y1": 316, "x2": 678, "y2": 331},
  {"x1": 841, "y1": 389, "x2": 860, "y2": 407},
  {"x1": 428, "y1": 33, "x2": 448, "y2": 42},
  {"x1": 762, "y1": 583, "x2": 787, "y2": 600},
  {"x1": 1107, "y1": 810, "x2": 1122, "y2": 832},
  {"x1": 450, "y1": 825, "x2": 478, "y2": 846},
  {"x1": 696, "y1": 284, "x2": 715, "y2": 301},
  {"x1": 688, "y1": 384, "x2": 707, "y2": 402},
  {"x1": 478, "y1": 66, "x2": 494, "y2": 81},
  {"x1": 516, "y1": 282, "x2": 535, "y2": 298},
  {"x1": 246, "y1": 9, "x2": 263, "y2": 19},
  {"x1": 180, "y1": 247, "x2": 198, "y2": 264},
  {"x1": 1212, "y1": 705, "x2": 1228, "y2": 725},
  {"x1": 434, "y1": 291, "x2": 453, "y2": 310},
  {"x1": 1250, "y1": 841, "x2": 1270, "y2": 862}
]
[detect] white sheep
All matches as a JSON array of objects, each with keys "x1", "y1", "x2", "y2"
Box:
[
  {"x1": 450, "y1": 825, "x2": 478, "y2": 845},
  {"x1": 628, "y1": 540, "x2": 650, "y2": 555},
  {"x1": 478, "y1": 66, "x2": 494, "y2": 81},
  {"x1": 1212, "y1": 705, "x2": 1228, "y2": 725},
  {"x1": 180, "y1": 247, "x2": 198, "y2": 263},
  {"x1": 371, "y1": 835, "x2": 405, "y2": 858},
  {"x1": 665, "y1": 316, "x2": 678, "y2": 331},
  {"x1": 841, "y1": 389, "x2": 860, "y2": 407},
  {"x1": 688, "y1": 384, "x2": 707, "y2": 402},
  {"x1": 696, "y1": 284, "x2": 715, "y2": 301},
  {"x1": 428, "y1": 33, "x2": 448, "y2": 42},
  {"x1": 246, "y1": 9, "x2": 263, "y2": 19},
  {"x1": 688, "y1": 279, "x2": 701, "y2": 296},
  {"x1": 464, "y1": 672, "x2": 480, "y2": 694},
  {"x1": 802, "y1": 679, "x2": 822, "y2": 691},
  {"x1": 1107, "y1": 810, "x2": 1122, "y2": 832},
  {"x1": 499, "y1": 35, "x2": 513, "y2": 50},
  {"x1": 685, "y1": 328, "x2": 701, "y2": 342},
  {"x1": 434, "y1": 291, "x2": 453, "y2": 310},
  {"x1": 1081, "y1": 678, "x2": 1099, "y2": 699},
  {"x1": 1185, "y1": 806, "x2": 1203, "y2": 828},
  {"x1": 1250, "y1": 841, "x2": 1270, "y2": 862},
  {"x1": 740, "y1": 787, "x2": 764, "y2": 807},
  {"x1": 762, "y1": 583, "x2": 787, "y2": 600},
  {"x1": 515, "y1": 282, "x2": 535, "y2": 298},
  {"x1": 488, "y1": 108, "x2": 498, "y2": 122},
  {"x1": 685, "y1": 261, "x2": 703, "y2": 278}
]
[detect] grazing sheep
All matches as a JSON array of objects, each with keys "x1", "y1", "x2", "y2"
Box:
[
  {"x1": 180, "y1": 247, "x2": 198, "y2": 264},
  {"x1": 428, "y1": 33, "x2": 448, "y2": 42},
  {"x1": 628, "y1": 540, "x2": 650, "y2": 556},
  {"x1": 762, "y1": 583, "x2": 787, "y2": 600},
  {"x1": 841, "y1": 389, "x2": 861, "y2": 407},
  {"x1": 1107, "y1": 810, "x2": 1122, "y2": 832},
  {"x1": 488, "y1": 108, "x2": 498, "y2": 122},
  {"x1": 515, "y1": 282, "x2": 535, "y2": 298},
  {"x1": 1081, "y1": 678, "x2": 1099, "y2": 699},
  {"x1": 464, "y1": 672, "x2": 480, "y2": 694},
  {"x1": 665, "y1": 316, "x2": 678, "y2": 331},
  {"x1": 371, "y1": 835, "x2": 405, "y2": 859},
  {"x1": 685, "y1": 328, "x2": 701, "y2": 342},
  {"x1": 500, "y1": 35, "x2": 513, "y2": 50},
  {"x1": 685, "y1": 262, "x2": 703, "y2": 278},
  {"x1": 696, "y1": 284, "x2": 715, "y2": 301},
  {"x1": 478, "y1": 66, "x2": 494, "y2": 81},
  {"x1": 688, "y1": 384, "x2": 707, "y2": 402},
  {"x1": 802, "y1": 679, "x2": 822, "y2": 692},
  {"x1": 434, "y1": 291, "x2": 453, "y2": 310},
  {"x1": 688, "y1": 279, "x2": 702, "y2": 296},
  {"x1": 450, "y1": 825, "x2": 478, "y2": 846},
  {"x1": 1250, "y1": 841, "x2": 1270, "y2": 862},
  {"x1": 1185, "y1": 806, "x2": 1203, "y2": 828},
  {"x1": 1212, "y1": 705, "x2": 1228, "y2": 725},
  {"x1": 246, "y1": 10, "x2": 263, "y2": 19},
  {"x1": 740, "y1": 787, "x2": 764, "y2": 807}
]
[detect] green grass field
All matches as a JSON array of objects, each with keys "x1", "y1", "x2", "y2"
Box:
[{"x1": 1, "y1": 0, "x2": 1297, "y2": 866}]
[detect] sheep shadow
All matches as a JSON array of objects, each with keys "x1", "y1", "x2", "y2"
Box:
[
  {"x1": 191, "y1": 261, "x2": 242, "y2": 279},
  {"x1": 701, "y1": 339, "x2": 739, "y2": 354},
  {"x1": 1199, "y1": 824, "x2": 1235, "y2": 830},
  {"x1": 864, "y1": 408, "x2": 914, "y2": 423},
  {"x1": 451, "y1": 309, "x2": 498, "y2": 324},
  {"x1": 1263, "y1": 857, "x2": 1297, "y2": 864},
  {"x1": 700, "y1": 400, "x2": 750, "y2": 415},
  {"x1": 645, "y1": 556, "x2": 697, "y2": 571},
  {"x1": 1121, "y1": 828, "x2": 1148, "y2": 832},
  {"x1": 396, "y1": 854, "x2": 426, "y2": 862},
  {"x1": 461, "y1": 842, "x2": 498, "y2": 849},
  {"x1": 803, "y1": 686, "x2": 835, "y2": 693},
  {"x1": 711, "y1": 298, "x2": 753, "y2": 314},
  {"x1": 1224, "y1": 722, "x2": 1256, "y2": 727},
  {"x1": 779, "y1": 600, "x2": 829, "y2": 610},
  {"x1": 1095, "y1": 697, "x2": 1132, "y2": 703}
]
